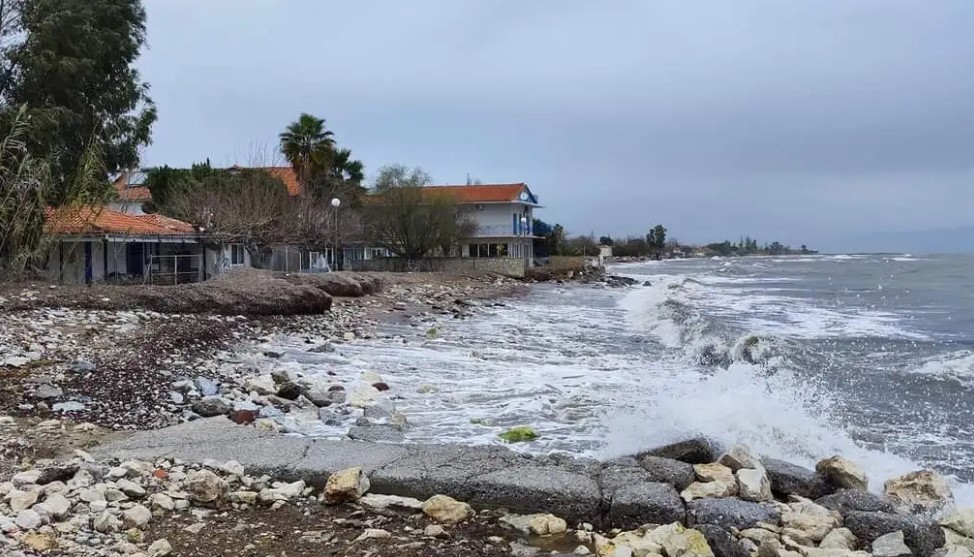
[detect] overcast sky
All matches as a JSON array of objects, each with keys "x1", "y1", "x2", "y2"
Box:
[{"x1": 139, "y1": 1, "x2": 974, "y2": 252}]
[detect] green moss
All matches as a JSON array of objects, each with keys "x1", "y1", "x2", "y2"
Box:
[
  {"x1": 498, "y1": 426, "x2": 539, "y2": 443},
  {"x1": 426, "y1": 328, "x2": 439, "y2": 339}
]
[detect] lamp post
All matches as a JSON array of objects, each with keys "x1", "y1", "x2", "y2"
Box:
[{"x1": 330, "y1": 198, "x2": 341, "y2": 270}]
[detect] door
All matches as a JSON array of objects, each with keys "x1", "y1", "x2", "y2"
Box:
[
  {"x1": 84, "y1": 242, "x2": 93, "y2": 284},
  {"x1": 127, "y1": 243, "x2": 145, "y2": 276}
]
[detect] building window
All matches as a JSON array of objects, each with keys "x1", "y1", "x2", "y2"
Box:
[
  {"x1": 468, "y1": 243, "x2": 509, "y2": 258},
  {"x1": 230, "y1": 244, "x2": 245, "y2": 266}
]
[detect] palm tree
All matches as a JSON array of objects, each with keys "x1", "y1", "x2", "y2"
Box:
[{"x1": 279, "y1": 113, "x2": 335, "y2": 187}]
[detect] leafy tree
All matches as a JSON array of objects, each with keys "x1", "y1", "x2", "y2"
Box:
[
  {"x1": 279, "y1": 113, "x2": 335, "y2": 185},
  {"x1": 647, "y1": 224, "x2": 667, "y2": 260},
  {"x1": 548, "y1": 224, "x2": 567, "y2": 255},
  {"x1": 2, "y1": 0, "x2": 156, "y2": 200},
  {"x1": 598, "y1": 235, "x2": 614, "y2": 246}
]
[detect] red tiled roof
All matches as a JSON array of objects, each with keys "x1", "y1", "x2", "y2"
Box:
[
  {"x1": 113, "y1": 171, "x2": 153, "y2": 202},
  {"x1": 421, "y1": 184, "x2": 529, "y2": 203},
  {"x1": 261, "y1": 167, "x2": 304, "y2": 197},
  {"x1": 45, "y1": 206, "x2": 195, "y2": 236}
]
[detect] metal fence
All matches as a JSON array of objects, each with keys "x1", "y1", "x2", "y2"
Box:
[{"x1": 145, "y1": 254, "x2": 202, "y2": 285}]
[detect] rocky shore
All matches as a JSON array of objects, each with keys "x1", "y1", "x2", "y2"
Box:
[{"x1": 2, "y1": 417, "x2": 973, "y2": 557}]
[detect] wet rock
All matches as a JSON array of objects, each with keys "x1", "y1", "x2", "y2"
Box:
[
  {"x1": 372, "y1": 382, "x2": 390, "y2": 391},
  {"x1": 243, "y1": 375, "x2": 277, "y2": 395},
  {"x1": 816, "y1": 456, "x2": 868, "y2": 491},
  {"x1": 844, "y1": 511, "x2": 945, "y2": 557},
  {"x1": 276, "y1": 381, "x2": 302, "y2": 400},
  {"x1": 873, "y1": 531, "x2": 913, "y2": 557},
  {"x1": 884, "y1": 470, "x2": 953, "y2": 514},
  {"x1": 638, "y1": 456, "x2": 697, "y2": 490},
  {"x1": 737, "y1": 468, "x2": 773, "y2": 502},
  {"x1": 191, "y1": 397, "x2": 231, "y2": 418},
  {"x1": 259, "y1": 405, "x2": 284, "y2": 419},
  {"x1": 304, "y1": 390, "x2": 331, "y2": 408},
  {"x1": 324, "y1": 468, "x2": 370, "y2": 504},
  {"x1": 942, "y1": 509, "x2": 974, "y2": 538},
  {"x1": 347, "y1": 424, "x2": 405, "y2": 443},
  {"x1": 422, "y1": 494, "x2": 474, "y2": 525},
  {"x1": 609, "y1": 482, "x2": 686, "y2": 529},
  {"x1": 696, "y1": 524, "x2": 749, "y2": 557},
  {"x1": 186, "y1": 470, "x2": 228, "y2": 504},
  {"x1": 764, "y1": 458, "x2": 834, "y2": 499},
  {"x1": 817, "y1": 490, "x2": 897, "y2": 513},
  {"x1": 638, "y1": 438, "x2": 717, "y2": 465},
  {"x1": 687, "y1": 498, "x2": 782, "y2": 530},
  {"x1": 719, "y1": 445, "x2": 764, "y2": 472}
]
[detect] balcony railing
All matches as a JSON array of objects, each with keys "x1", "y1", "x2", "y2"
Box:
[{"x1": 472, "y1": 224, "x2": 536, "y2": 237}]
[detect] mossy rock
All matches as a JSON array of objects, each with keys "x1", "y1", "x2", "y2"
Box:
[
  {"x1": 426, "y1": 328, "x2": 439, "y2": 339},
  {"x1": 498, "y1": 426, "x2": 538, "y2": 443}
]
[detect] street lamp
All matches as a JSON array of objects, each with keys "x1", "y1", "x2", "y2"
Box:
[{"x1": 330, "y1": 198, "x2": 341, "y2": 270}]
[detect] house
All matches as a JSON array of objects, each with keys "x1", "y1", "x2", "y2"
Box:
[
  {"x1": 44, "y1": 206, "x2": 203, "y2": 284},
  {"x1": 110, "y1": 170, "x2": 152, "y2": 215},
  {"x1": 426, "y1": 183, "x2": 541, "y2": 265}
]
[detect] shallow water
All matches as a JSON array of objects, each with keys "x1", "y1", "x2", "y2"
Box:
[{"x1": 271, "y1": 253, "x2": 974, "y2": 505}]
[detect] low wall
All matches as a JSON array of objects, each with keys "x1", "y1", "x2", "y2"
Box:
[
  {"x1": 546, "y1": 255, "x2": 597, "y2": 271},
  {"x1": 350, "y1": 257, "x2": 527, "y2": 278}
]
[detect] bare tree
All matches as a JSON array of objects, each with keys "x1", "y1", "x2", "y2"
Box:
[{"x1": 363, "y1": 179, "x2": 474, "y2": 263}]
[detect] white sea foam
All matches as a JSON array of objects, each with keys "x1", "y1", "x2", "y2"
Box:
[{"x1": 914, "y1": 350, "x2": 974, "y2": 385}]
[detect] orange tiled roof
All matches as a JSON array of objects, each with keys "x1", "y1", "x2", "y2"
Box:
[
  {"x1": 45, "y1": 206, "x2": 195, "y2": 236},
  {"x1": 113, "y1": 171, "x2": 153, "y2": 202},
  {"x1": 261, "y1": 166, "x2": 303, "y2": 197},
  {"x1": 420, "y1": 183, "x2": 532, "y2": 203}
]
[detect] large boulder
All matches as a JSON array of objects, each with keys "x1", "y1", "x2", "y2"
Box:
[
  {"x1": 764, "y1": 458, "x2": 834, "y2": 499},
  {"x1": 638, "y1": 438, "x2": 718, "y2": 465},
  {"x1": 817, "y1": 489, "x2": 897, "y2": 514},
  {"x1": 884, "y1": 470, "x2": 953, "y2": 514},
  {"x1": 687, "y1": 498, "x2": 782, "y2": 530},
  {"x1": 609, "y1": 482, "x2": 686, "y2": 530},
  {"x1": 191, "y1": 397, "x2": 231, "y2": 418},
  {"x1": 816, "y1": 456, "x2": 868, "y2": 491},
  {"x1": 648, "y1": 522, "x2": 716, "y2": 557},
  {"x1": 683, "y1": 463, "x2": 739, "y2": 501},
  {"x1": 639, "y1": 456, "x2": 697, "y2": 490},
  {"x1": 695, "y1": 524, "x2": 750, "y2": 557},
  {"x1": 719, "y1": 445, "x2": 764, "y2": 472},
  {"x1": 844, "y1": 511, "x2": 945, "y2": 557},
  {"x1": 942, "y1": 509, "x2": 974, "y2": 538},
  {"x1": 820, "y1": 527, "x2": 859, "y2": 550}
]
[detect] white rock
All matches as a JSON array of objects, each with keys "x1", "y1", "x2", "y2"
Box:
[
  {"x1": 123, "y1": 504, "x2": 152, "y2": 528},
  {"x1": 781, "y1": 499, "x2": 840, "y2": 543},
  {"x1": 243, "y1": 375, "x2": 276, "y2": 396},
  {"x1": 12, "y1": 470, "x2": 42, "y2": 487},
  {"x1": 271, "y1": 480, "x2": 305, "y2": 499},
  {"x1": 116, "y1": 479, "x2": 147, "y2": 498},
  {"x1": 820, "y1": 528, "x2": 858, "y2": 550},
  {"x1": 34, "y1": 493, "x2": 72, "y2": 520},
  {"x1": 148, "y1": 538, "x2": 173, "y2": 557},
  {"x1": 355, "y1": 528, "x2": 391, "y2": 541},
  {"x1": 500, "y1": 513, "x2": 569, "y2": 535},
  {"x1": 421, "y1": 494, "x2": 474, "y2": 525},
  {"x1": 816, "y1": 456, "x2": 868, "y2": 491},
  {"x1": 150, "y1": 493, "x2": 176, "y2": 511},
  {"x1": 719, "y1": 445, "x2": 764, "y2": 472},
  {"x1": 229, "y1": 491, "x2": 258, "y2": 505},
  {"x1": 425, "y1": 524, "x2": 449, "y2": 538},
  {"x1": 15, "y1": 509, "x2": 42, "y2": 530},
  {"x1": 67, "y1": 470, "x2": 94, "y2": 490},
  {"x1": 219, "y1": 460, "x2": 245, "y2": 476},
  {"x1": 324, "y1": 468, "x2": 369, "y2": 504},
  {"x1": 93, "y1": 510, "x2": 121, "y2": 533},
  {"x1": 681, "y1": 481, "x2": 737, "y2": 502},
  {"x1": 737, "y1": 468, "x2": 773, "y2": 502},
  {"x1": 358, "y1": 494, "x2": 423, "y2": 511},
  {"x1": 872, "y1": 531, "x2": 912, "y2": 557},
  {"x1": 8, "y1": 489, "x2": 40, "y2": 512},
  {"x1": 884, "y1": 470, "x2": 953, "y2": 512}
]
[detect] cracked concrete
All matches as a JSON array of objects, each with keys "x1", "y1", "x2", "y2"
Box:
[{"x1": 94, "y1": 418, "x2": 687, "y2": 528}]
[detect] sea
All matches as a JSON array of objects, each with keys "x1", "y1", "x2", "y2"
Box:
[{"x1": 272, "y1": 253, "x2": 974, "y2": 505}]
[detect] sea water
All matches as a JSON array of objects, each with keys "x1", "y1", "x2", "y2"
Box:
[{"x1": 273, "y1": 253, "x2": 974, "y2": 505}]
